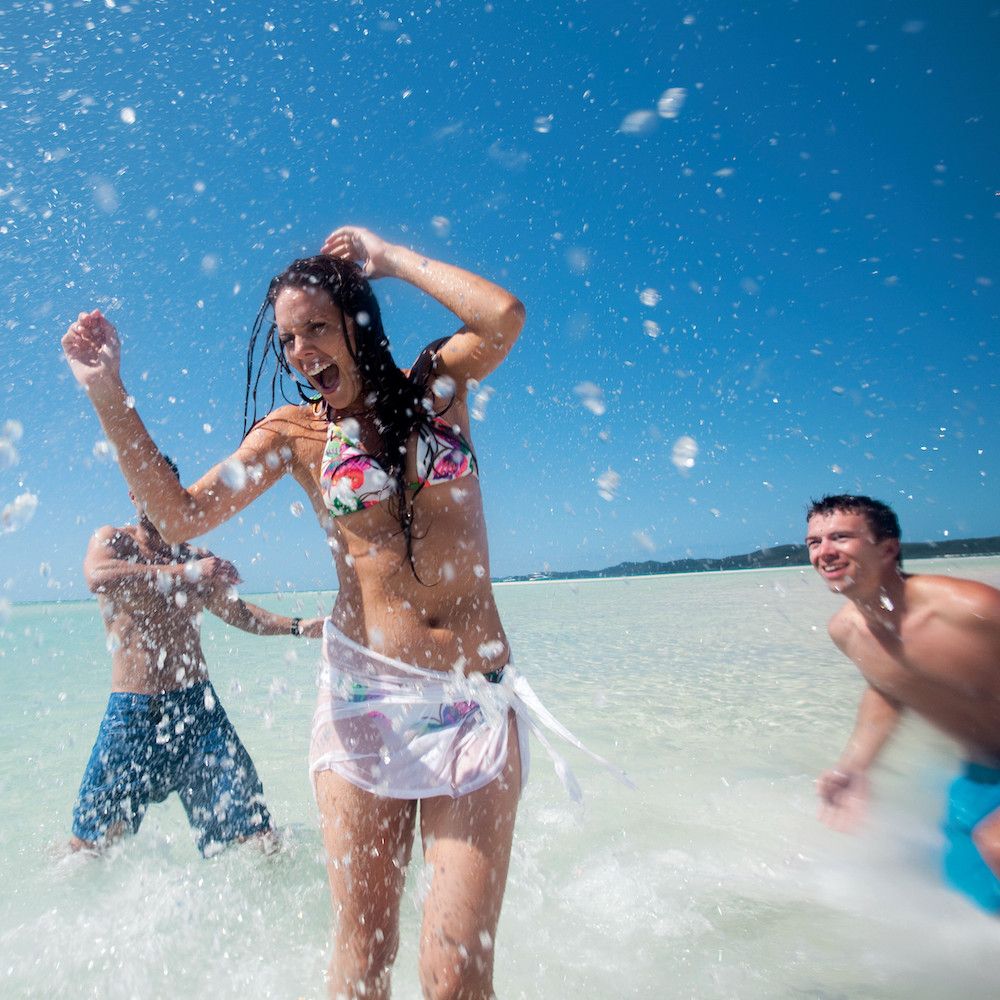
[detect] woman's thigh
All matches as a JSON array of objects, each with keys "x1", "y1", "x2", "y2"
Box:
[
  {"x1": 314, "y1": 769, "x2": 418, "y2": 936},
  {"x1": 417, "y1": 715, "x2": 521, "y2": 992}
]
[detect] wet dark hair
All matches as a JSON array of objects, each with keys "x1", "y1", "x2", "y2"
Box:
[
  {"x1": 806, "y1": 494, "x2": 902, "y2": 565},
  {"x1": 243, "y1": 255, "x2": 455, "y2": 578}
]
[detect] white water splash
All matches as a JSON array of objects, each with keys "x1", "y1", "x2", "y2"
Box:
[
  {"x1": 219, "y1": 458, "x2": 248, "y2": 490},
  {"x1": 574, "y1": 382, "x2": 606, "y2": 416},
  {"x1": 597, "y1": 469, "x2": 621, "y2": 501},
  {"x1": 657, "y1": 87, "x2": 687, "y2": 119},
  {"x1": 1, "y1": 491, "x2": 38, "y2": 533},
  {"x1": 671, "y1": 436, "x2": 698, "y2": 472}
]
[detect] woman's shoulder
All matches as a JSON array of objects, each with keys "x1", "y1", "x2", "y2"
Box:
[
  {"x1": 238, "y1": 403, "x2": 328, "y2": 474},
  {"x1": 247, "y1": 401, "x2": 325, "y2": 436}
]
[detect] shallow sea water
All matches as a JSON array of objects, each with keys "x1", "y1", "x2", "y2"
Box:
[{"x1": 3, "y1": 559, "x2": 1000, "y2": 998}]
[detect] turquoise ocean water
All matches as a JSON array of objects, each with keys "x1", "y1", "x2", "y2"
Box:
[{"x1": 3, "y1": 561, "x2": 1000, "y2": 998}]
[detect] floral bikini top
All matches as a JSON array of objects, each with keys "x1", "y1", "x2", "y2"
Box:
[{"x1": 320, "y1": 414, "x2": 478, "y2": 519}]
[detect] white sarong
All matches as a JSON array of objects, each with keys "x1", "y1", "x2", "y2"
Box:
[{"x1": 309, "y1": 621, "x2": 633, "y2": 801}]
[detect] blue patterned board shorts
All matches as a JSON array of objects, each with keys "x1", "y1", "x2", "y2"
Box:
[
  {"x1": 72, "y1": 681, "x2": 271, "y2": 856},
  {"x1": 942, "y1": 762, "x2": 1000, "y2": 913}
]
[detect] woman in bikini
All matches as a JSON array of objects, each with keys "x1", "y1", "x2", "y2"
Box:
[{"x1": 63, "y1": 225, "x2": 529, "y2": 1000}]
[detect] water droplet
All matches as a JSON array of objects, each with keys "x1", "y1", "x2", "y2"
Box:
[
  {"x1": 470, "y1": 383, "x2": 494, "y2": 421},
  {"x1": 620, "y1": 109, "x2": 657, "y2": 135},
  {"x1": 432, "y1": 374, "x2": 456, "y2": 401},
  {"x1": 0, "y1": 439, "x2": 17, "y2": 469},
  {"x1": 219, "y1": 458, "x2": 248, "y2": 490},
  {"x1": 657, "y1": 87, "x2": 687, "y2": 119},
  {"x1": 565, "y1": 246, "x2": 590, "y2": 274},
  {"x1": 574, "y1": 381, "x2": 606, "y2": 416},
  {"x1": 671, "y1": 436, "x2": 698, "y2": 472},
  {"x1": 476, "y1": 639, "x2": 505, "y2": 659},
  {"x1": 596, "y1": 469, "x2": 621, "y2": 501},
  {"x1": 633, "y1": 530, "x2": 655, "y2": 552},
  {"x1": 1, "y1": 492, "x2": 38, "y2": 533}
]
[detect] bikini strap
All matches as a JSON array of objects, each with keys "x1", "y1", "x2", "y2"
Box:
[{"x1": 408, "y1": 336, "x2": 453, "y2": 388}]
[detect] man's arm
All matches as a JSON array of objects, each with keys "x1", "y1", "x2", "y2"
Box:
[
  {"x1": 83, "y1": 527, "x2": 131, "y2": 593},
  {"x1": 203, "y1": 582, "x2": 324, "y2": 638},
  {"x1": 83, "y1": 530, "x2": 241, "y2": 594},
  {"x1": 817, "y1": 684, "x2": 903, "y2": 832}
]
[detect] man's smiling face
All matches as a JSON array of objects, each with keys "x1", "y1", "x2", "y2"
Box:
[{"x1": 805, "y1": 508, "x2": 899, "y2": 597}]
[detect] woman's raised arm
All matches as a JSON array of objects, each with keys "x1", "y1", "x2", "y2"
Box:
[
  {"x1": 62, "y1": 309, "x2": 288, "y2": 544},
  {"x1": 321, "y1": 226, "x2": 525, "y2": 387}
]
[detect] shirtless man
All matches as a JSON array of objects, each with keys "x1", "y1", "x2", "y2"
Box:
[
  {"x1": 807, "y1": 493, "x2": 1000, "y2": 912},
  {"x1": 71, "y1": 462, "x2": 323, "y2": 857}
]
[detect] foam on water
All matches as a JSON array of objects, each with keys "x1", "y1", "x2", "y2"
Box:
[{"x1": 3, "y1": 563, "x2": 1000, "y2": 997}]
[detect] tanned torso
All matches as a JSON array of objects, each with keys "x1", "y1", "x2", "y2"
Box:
[
  {"x1": 830, "y1": 574, "x2": 1000, "y2": 765},
  {"x1": 245, "y1": 399, "x2": 508, "y2": 675},
  {"x1": 92, "y1": 526, "x2": 217, "y2": 694}
]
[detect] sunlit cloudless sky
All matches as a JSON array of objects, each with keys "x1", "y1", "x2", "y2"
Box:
[{"x1": 2, "y1": 0, "x2": 998, "y2": 604}]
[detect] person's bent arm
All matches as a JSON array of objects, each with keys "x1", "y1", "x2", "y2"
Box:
[
  {"x1": 204, "y1": 583, "x2": 325, "y2": 638},
  {"x1": 817, "y1": 684, "x2": 903, "y2": 832},
  {"x1": 62, "y1": 310, "x2": 291, "y2": 544},
  {"x1": 321, "y1": 226, "x2": 525, "y2": 385},
  {"x1": 84, "y1": 532, "x2": 243, "y2": 593}
]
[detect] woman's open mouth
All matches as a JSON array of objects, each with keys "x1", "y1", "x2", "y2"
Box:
[{"x1": 306, "y1": 359, "x2": 340, "y2": 394}]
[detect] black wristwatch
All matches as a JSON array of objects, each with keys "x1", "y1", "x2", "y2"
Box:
[{"x1": 290, "y1": 617, "x2": 302, "y2": 636}]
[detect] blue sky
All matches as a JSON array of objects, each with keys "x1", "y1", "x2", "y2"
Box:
[{"x1": 2, "y1": 0, "x2": 998, "y2": 604}]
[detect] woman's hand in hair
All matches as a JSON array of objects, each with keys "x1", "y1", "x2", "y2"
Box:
[
  {"x1": 321, "y1": 226, "x2": 395, "y2": 280},
  {"x1": 321, "y1": 225, "x2": 525, "y2": 385}
]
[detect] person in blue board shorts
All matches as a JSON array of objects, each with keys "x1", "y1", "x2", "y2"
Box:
[
  {"x1": 70, "y1": 461, "x2": 324, "y2": 857},
  {"x1": 807, "y1": 494, "x2": 1000, "y2": 912}
]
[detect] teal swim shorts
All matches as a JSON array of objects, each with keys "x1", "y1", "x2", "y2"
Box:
[{"x1": 942, "y1": 762, "x2": 1000, "y2": 913}]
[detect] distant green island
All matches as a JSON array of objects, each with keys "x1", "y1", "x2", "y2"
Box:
[{"x1": 498, "y1": 536, "x2": 1000, "y2": 583}]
